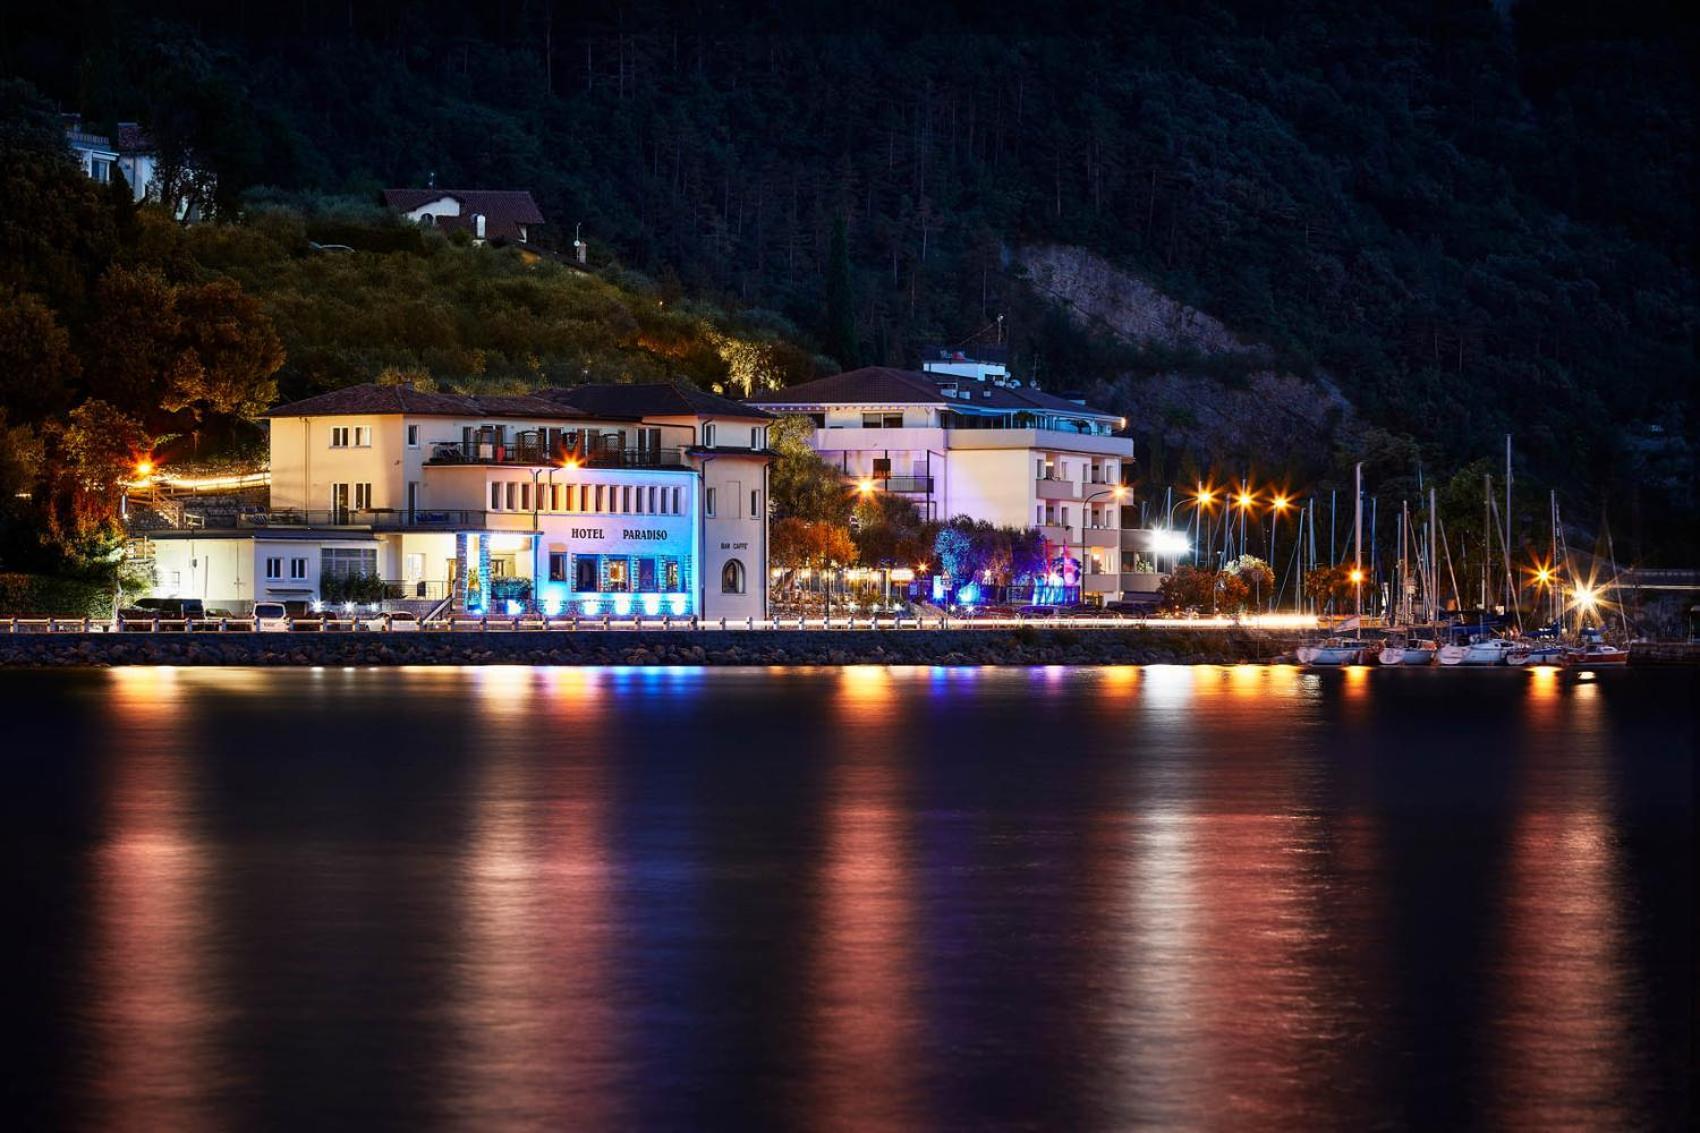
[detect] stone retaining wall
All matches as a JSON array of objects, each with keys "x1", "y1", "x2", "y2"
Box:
[{"x1": 0, "y1": 627, "x2": 1288, "y2": 668}]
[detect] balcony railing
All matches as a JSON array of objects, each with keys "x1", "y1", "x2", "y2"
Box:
[
  {"x1": 878, "y1": 475, "x2": 935, "y2": 493},
  {"x1": 237, "y1": 508, "x2": 495, "y2": 530},
  {"x1": 427, "y1": 442, "x2": 690, "y2": 469}
]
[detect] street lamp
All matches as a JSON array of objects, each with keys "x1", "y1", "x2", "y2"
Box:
[{"x1": 1190, "y1": 484, "x2": 1217, "y2": 564}]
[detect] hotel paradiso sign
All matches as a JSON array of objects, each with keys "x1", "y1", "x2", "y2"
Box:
[{"x1": 546, "y1": 514, "x2": 691, "y2": 557}]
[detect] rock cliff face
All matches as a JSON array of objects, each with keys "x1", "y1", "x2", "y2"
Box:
[
  {"x1": 1019, "y1": 244, "x2": 1258, "y2": 359},
  {"x1": 1015, "y1": 244, "x2": 1355, "y2": 473}
]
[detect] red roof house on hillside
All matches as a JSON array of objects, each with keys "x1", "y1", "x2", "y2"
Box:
[{"x1": 382, "y1": 188, "x2": 544, "y2": 244}]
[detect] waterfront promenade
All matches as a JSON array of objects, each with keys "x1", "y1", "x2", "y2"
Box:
[{"x1": 0, "y1": 625, "x2": 1291, "y2": 668}]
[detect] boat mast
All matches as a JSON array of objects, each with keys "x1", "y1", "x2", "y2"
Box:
[
  {"x1": 1549, "y1": 489, "x2": 1559, "y2": 626},
  {"x1": 1354, "y1": 462, "x2": 1364, "y2": 627},
  {"x1": 1482, "y1": 472, "x2": 1492, "y2": 612},
  {"x1": 1429, "y1": 486, "x2": 1439, "y2": 623}
]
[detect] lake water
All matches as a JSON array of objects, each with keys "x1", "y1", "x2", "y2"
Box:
[{"x1": 0, "y1": 665, "x2": 1692, "y2": 1129}]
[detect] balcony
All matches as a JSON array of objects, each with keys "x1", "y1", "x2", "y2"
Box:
[
  {"x1": 1081, "y1": 526, "x2": 1120, "y2": 549},
  {"x1": 1120, "y1": 572, "x2": 1165, "y2": 593},
  {"x1": 875, "y1": 475, "x2": 935, "y2": 493},
  {"x1": 1035, "y1": 476, "x2": 1077, "y2": 501},
  {"x1": 427, "y1": 441, "x2": 690, "y2": 470}
]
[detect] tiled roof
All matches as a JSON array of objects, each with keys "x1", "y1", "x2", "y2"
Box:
[
  {"x1": 262, "y1": 384, "x2": 580, "y2": 419},
  {"x1": 747, "y1": 366, "x2": 1119, "y2": 419},
  {"x1": 540, "y1": 383, "x2": 772, "y2": 421},
  {"x1": 114, "y1": 122, "x2": 153, "y2": 154},
  {"x1": 381, "y1": 189, "x2": 545, "y2": 242}
]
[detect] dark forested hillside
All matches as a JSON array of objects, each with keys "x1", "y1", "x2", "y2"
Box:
[{"x1": 3, "y1": 0, "x2": 1695, "y2": 554}]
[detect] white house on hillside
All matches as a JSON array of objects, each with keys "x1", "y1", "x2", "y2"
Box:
[{"x1": 382, "y1": 189, "x2": 544, "y2": 245}]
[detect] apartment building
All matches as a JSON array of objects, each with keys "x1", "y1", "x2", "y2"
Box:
[
  {"x1": 143, "y1": 383, "x2": 771, "y2": 619},
  {"x1": 747, "y1": 362, "x2": 1165, "y2": 601}
]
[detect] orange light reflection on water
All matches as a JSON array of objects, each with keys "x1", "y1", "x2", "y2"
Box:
[
  {"x1": 89, "y1": 669, "x2": 224, "y2": 1130},
  {"x1": 802, "y1": 665, "x2": 923, "y2": 1131}
]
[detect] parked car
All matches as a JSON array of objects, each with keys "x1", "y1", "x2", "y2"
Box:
[
  {"x1": 356, "y1": 611, "x2": 419, "y2": 632},
  {"x1": 133, "y1": 597, "x2": 205, "y2": 620},
  {"x1": 252, "y1": 602, "x2": 290, "y2": 632}
]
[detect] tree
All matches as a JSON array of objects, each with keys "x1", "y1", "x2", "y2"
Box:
[
  {"x1": 167, "y1": 277, "x2": 285, "y2": 421},
  {"x1": 85, "y1": 266, "x2": 196, "y2": 417},
  {"x1": 1159, "y1": 565, "x2": 1248, "y2": 614},
  {"x1": 0, "y1": 289, "x2": 79, "y2": 421},
  {"x1": 1225, "y1": 554, "x2": 1275, "y2": 611},
  {"x1": 852, "y1": 491, "x2": 936, "y2": 567},
  {"x1": 1304, "y1": 564, "x2": 1356, "y2": 612},
  {"x1": 771, "y1": 517, "x2": 856, "y2": 569},
  {"x1": 768, "y1": 414, "x2": 851, "y2": 524},
  {"x1": 824, "y1": 215, "x2": 858, "y2": 369}
]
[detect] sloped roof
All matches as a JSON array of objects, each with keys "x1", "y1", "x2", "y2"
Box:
[
  {"x1": 747, "y1": 366, "x2": 1119, "y2": 419},
  {"x1": 540, "y1": 383, "x2": 772, "y2": 421},
  {"x1": 262, "y1": 384, "x2": 580, "y2": 419},
  {"x1": 381, "y1": 189, "x2": 545, "y2": 242}
]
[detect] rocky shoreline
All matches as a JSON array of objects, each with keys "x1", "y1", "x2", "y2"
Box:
[{"x1": 0, "y1": 627, "x2": 1291, "y2": 668}]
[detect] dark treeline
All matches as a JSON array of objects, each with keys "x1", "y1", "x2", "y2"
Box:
[{"x1": 3, "y1": 0, "x2": 1694, "y2": 557}]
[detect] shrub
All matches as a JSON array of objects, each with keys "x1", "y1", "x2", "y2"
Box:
[{"x1": 0, "y1": 572, "x2": 116, "y2": 616}]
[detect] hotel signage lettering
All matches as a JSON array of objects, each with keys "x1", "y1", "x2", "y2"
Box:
[{"x1": 719, "y1": 541, "x2": 750, "y2": 550}]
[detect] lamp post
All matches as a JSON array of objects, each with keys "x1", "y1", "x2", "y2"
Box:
[
  {"x1": 1267, "y1": 493, "x2": 1291, "y2": 611},
  {"x1": 1190, "y1": 485, "x2": 1217, "y2": 566},
  {"x1": 1079, "y1": 484, "x2": 1129, "y2": 605}
]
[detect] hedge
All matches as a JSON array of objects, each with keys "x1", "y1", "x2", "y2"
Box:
[{"x1": 0, "y1": 573, "x2": 117, "y2": 617}]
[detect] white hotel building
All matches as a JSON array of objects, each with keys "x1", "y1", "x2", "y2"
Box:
[
  {"x1": 748, "y1": 359, "x2": 1164, "y2": 601},
  {"x1": 143, "y1": 383, "x2": 772, "y2": 619}
]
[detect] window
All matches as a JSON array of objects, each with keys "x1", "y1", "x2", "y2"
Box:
[
  {"x1": 621, "y1": 486, "x2": 632, "y2": 513},
  {"x1": 575, "y1": 555, "x2": 599, "y2": 591},
  {"x1": 264, "y1": 557, "x2": 283, "y2": 580},
  {"x1": 407, "y1": 425, "x2": 419, "y2": 447},
  {"x1": 637, "y1": 558, "x2": 658, "y2": 591},
  {"x1": 750, "y1": 489, "x2": 761, "y2": 518},
  {"x1": 606, "y1": 558, "x2": 630, "y2": 592},
  {"x1": 647, "y1": 486, "x2": 658, "y2": 513},
  {"x1": 873, "y1": 457, "x2": 892, "y2": 476},
  {"x1": 594, "y1": 485, "x2": 605, "y2": 512},
  {"x1": 672, "y1": 487, "x2": 682, "y2": 515},
  {"x1": 703, "y1": 423, "x2": 717, "y2": 447},
  {"x1": 663, "y1": 560, "x2": 681, "y2": 592},
  {"x1": 505, "y1": 482, "x2": 517, "y2": 510},
  {"x1": 750, "y1": 427, "x2": 761, "y2": 448},
  {"x1": 320, "y1": 548, "x2": 377, "y2": 578},
  {"x1": 330, "y1": 426, "x2": 350, "y2": 448},
  {"x1": 520, "y1": 482, "x2": 531, "y2": 511},
  {"x1": 490, "y1": 482, "x2": 502, "y2": 510},
  {"x1": 354, "y1": 483, "x2": 372, "y2": 509},
  {"x1": 290, "y1": 557, "x2": 308, "y2": 579},
  {"x1": 354, "y1": 426, "x2": 371, "y2": 447},
  {"x1": 549, "y1": 553, "x2": 569, "y2": 582},
  {"x1": 706, "y1": 487, "x2": 717, "y2": 517},
  {"x1": 721, "y1": 558, "x2": 745, "y2": 594}
]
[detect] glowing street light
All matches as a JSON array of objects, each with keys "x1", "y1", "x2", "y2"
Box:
[
  {"x1": 856, "y1": 478, "x2": 876, "y2": 496},
  {"x1": 1349, "y1": 568, "x2": 1366, "y2": 585},
  {"x1": 1270, "y1": 494, "x2": 1290, "y2": 512},
  {"x1": 134, "y1": 458, "x2": 155, "y2": 479}
]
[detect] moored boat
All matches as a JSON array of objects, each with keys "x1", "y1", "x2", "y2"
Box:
[
  {"x1": 1507, "y1": 643, "x2": 1567, "y2": 666},
  {"x1": 1308, "y1": 638, "x2": 1368, "y2": 665},
  {"x1": 1380, "y1": 638, "x2": 1438, "y2": 666}
]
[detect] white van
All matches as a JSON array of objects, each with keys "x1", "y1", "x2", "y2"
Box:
[{"x1": 253, "y1": 602, "x2": 290, "y2": 632}]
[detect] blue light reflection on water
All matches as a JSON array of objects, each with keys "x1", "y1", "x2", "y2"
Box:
[{"x1": 0, "y1": 665, "x2": 1690, "y2": 1129}]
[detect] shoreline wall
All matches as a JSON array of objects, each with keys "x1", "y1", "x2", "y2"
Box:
[{"x1": 0, "y1": 628, "x2": 1290, "y2": 668}]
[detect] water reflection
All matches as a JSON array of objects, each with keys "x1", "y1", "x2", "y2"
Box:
[
  {"x1": 803, "y1": 667, "x2": 922, "y2": 1130},
  {"x1": 87, "y1": 669, "x2": 225, "y2": 1129},
  {"x1": 0, "y1": 666, "x2": 1680, "y2": 1128},
  {"x1": 452, "y1": 667, "x2": 626, "y2": 1127}
]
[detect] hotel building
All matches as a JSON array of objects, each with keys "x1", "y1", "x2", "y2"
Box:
[
  {"x1": 748, "y1": 358, "x2": 1165, "y2": 600},
  {"x1": 142, "y1": 383, "x2": 772, "y2": 619}
]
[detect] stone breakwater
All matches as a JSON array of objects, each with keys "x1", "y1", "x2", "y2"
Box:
[{"x1": 0, "y1": 628, "x2": 1288, "y2": 668}]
